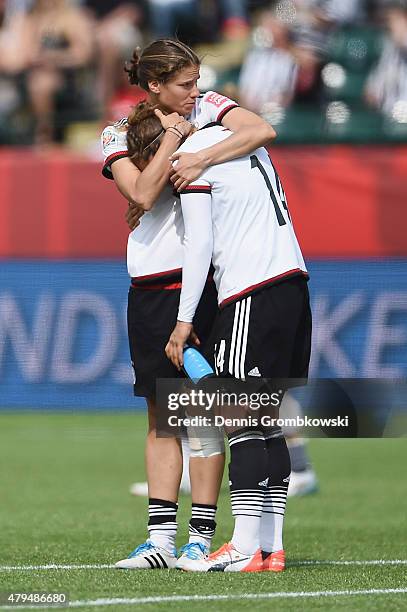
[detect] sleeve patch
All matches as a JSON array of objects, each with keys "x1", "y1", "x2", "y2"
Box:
[
  {"x1": 206, "y1": 92, "x2": 229, "y2": 107},
  {"x1": 101, "y1": 124, "x2": 128, "y2": 159},
  {"x1": 102, "y1": 129, "x2": 118, "y2": 148}
]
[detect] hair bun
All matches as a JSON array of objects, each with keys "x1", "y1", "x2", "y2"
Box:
[{"x1": 125, "y1": 47, "x2": 141, "y2": 85}]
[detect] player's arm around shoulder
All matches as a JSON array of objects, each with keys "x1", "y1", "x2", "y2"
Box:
[
  {"x1": 170, "y1": 93, "x2": 276, "y2": 191},
  {"x1": 200, "y1": 105, "x2": 276, "y2": 170},
  {"x1": 102, "y1": 111, "x2": 192, "y2": 213},
  {"x1": 221, "y1": 106, "x2": 276, "y2": 148},
  {"x1": 203, "y1": 89, "x2": 276, "y2": 153}
]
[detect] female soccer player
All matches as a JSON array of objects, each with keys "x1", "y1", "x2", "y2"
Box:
[
  {"x1": 101, "y1": 38, "x2": 276, "y2": 571},
  {"x1": 125, "y1": 106, "x2": 311, "y2": 572}
]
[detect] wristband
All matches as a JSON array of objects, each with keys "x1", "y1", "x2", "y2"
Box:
[{"x1": 167, "y1": 126, "x2": 184, "y2": 139}]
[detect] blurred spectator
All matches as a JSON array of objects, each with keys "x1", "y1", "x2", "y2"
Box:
[
  {"x1": 81, "y1": 1, "x2": 143, "y2": 114},
  {"x1": 286, "y1": 1, "x2": 366, "y2": 57},
  {"x1": 307, "y1": 0, "x2": 366, "y2": 27},
  {"x1": 0, "y1": 0, "x2": 30, "y2": 139},
  {"x1": 287, "y1": 0, "x2": 365, "y2": 105},
  {"x1": 272, "y1": 1, "x2": 367, "y2": 51},
  {"x1": 220, "y1": 0, "x2": 250, "y2": 39},
  {"x1": 2, "y1": 0, "x2": 405, "y2": 145},
  {"x1": 238, "y1": 10, "x2": 299, "y2": 112},
  {"x1": 148, "y1": 0, "x2": 199, "y2": 39},
  {"x1": 238, "y1": 2, "x2": 367, "y2": 115},
  {"x1": 291, "y1": 28, "x2": 323, "y2": 104},
  {"x1": 12, "y1": 0, "x2": 95, "y2": 144},
  {"x1": 0, "y1": 0, "x2": 29, "y2": 73},
  {"x1": 365, "y1": 1, "x2": 407, "y2": 120},
  {"x1": 2, "y1": 0, "x2": 31, "y2": 17},
  {"x1": 147, "y1": 0, "x2": 249, "y2": 44}
]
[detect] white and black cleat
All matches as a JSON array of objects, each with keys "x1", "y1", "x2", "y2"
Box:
[{"x1": 115, "y1": 540, "x2": 177, "y2": 570}]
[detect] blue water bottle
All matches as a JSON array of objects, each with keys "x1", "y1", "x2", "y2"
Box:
[{"x1": 183, "y1": 346, "x2": 215, "y2": 384}]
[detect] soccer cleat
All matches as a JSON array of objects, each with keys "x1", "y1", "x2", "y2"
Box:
[
  {"x1": 208, "y1": 542, "x2": 263, "y2": 572},
  {"x1": 176, "y1": 542, "x2": 211, "y2": 572},
  {"x1": 115, "y1": 539, "x2": 177, "y2": 569},
  {"x1": 262, "y1": 549, "x2": 285, "y2": 572},
  {"x1": 287, "y1": 469, "x2": 318, "y2": 497}
]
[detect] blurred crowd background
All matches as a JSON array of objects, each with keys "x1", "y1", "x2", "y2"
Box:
[
  {"x1": 1, "y1": 1, "x2": 406, "y2": 410},
  {"x1": 1, "y1": 0, "x2": 407, "y2": 147}
]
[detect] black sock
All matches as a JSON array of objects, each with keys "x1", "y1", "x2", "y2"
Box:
[
  {"x1": 189, "y1": 503, "x2": 217, "y2": 547},
  {"x1": 228, "y1": 429, "x2": 268, "y2": 519},
  {"x1": 147, "y1": 498, "x2": 178, "y2": 552}
]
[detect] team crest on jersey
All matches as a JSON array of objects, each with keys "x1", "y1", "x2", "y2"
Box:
[
  {"x1": 103, "y1": 129, "x2": 118, "y2": 148},
  {"x1": 206, "y1": 92, "x2": 228, "y2": 107}
]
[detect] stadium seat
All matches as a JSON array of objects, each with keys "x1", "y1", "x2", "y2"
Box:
[
  {"x1": 327, "y1": 27, "x2": 383, "y2": 72},
  {"x1": 323, "y1": 68, "x2": 367, "y2": 103},
  {"x1": 272, "y1": 106, "x2": 325, "y2": 144},
  {"x1": 382, "y1": 116, "x2": 407, "y2": 142},
  {"x1": 323, "y1": 105, "x2": 385, "y2": 143},
  {"x1": 215, "y1": 67, "x2": 241, "y2": 91}
]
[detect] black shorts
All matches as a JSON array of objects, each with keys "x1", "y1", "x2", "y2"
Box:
[
  {"x1": 207, "y1": 276, "x2": 312, "y2": 381},
  {"x1": 128, "y1": 281, "x2": 218, "y2": 398}
]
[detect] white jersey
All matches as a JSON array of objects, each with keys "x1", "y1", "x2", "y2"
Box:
[
  {"x1": 177, "y1": 125, "x2": 308, "y2": 321},
  {"x1": 100, "y1": 92, "x2": 239, "y2": 281}
]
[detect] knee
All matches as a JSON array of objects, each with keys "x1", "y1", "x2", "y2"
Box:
[{"x1": 188, "y1": 426, "x2": 225, "y2": 458}]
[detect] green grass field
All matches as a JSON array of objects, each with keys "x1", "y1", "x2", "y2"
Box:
[{"x1": 0, "y1": 412, "x2": 406, "y2": 611}]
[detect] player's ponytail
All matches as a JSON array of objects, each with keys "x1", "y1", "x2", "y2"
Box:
[{"x1": 125, "y1": 39, "x2": 200, "y2": 91}]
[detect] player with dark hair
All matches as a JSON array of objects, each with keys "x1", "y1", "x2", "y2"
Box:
[
  {"x1": 101, "y1": 38, "x2": 277, "y2": 571},
  {"x1": 126, "y1": 106, "x2": 311, "y2": 572}
]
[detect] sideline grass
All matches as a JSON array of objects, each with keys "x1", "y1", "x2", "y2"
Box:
[{"x1": 0, "y1": 413, "x2": 406, "y2": 611}]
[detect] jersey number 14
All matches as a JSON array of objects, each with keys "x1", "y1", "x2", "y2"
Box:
[{"x1": 250, "y1": 155, "x2": 291, "y2": 226}]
